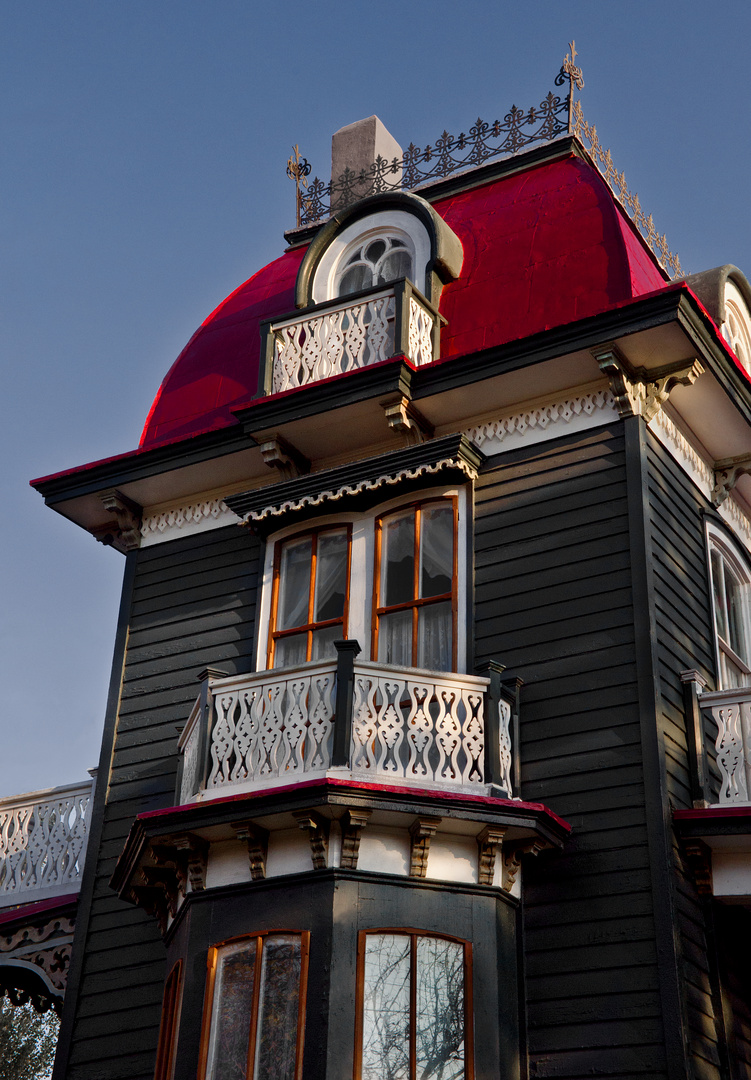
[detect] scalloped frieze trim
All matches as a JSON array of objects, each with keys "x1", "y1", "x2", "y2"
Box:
[
  {"x1": 245, "y1": 458, "x2": 478, "y2": 523},
  {"x1": 649, "y1": 408, "x2": 751, "y2": 553},
  {"x1": 465, "y1": 389, "x2": 617, "y2": 453},
  {"x1": 141, "y1": 498, "x2": 238, "y2": 546}
]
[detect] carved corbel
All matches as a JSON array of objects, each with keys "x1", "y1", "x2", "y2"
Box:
[
  {"x1": 501, "y1": 838, "x2": 552, "y2": 893},
  {"x1": 259, "y1": 435, "x2": 310, "y2": 480},
  {"x1": 477, "y1": 827, "x2": 507, "y2": 886},
  {"x1": 232, "y1": 821, "x2": 268, "y2": 880},
  {"x1": 140, "y1": 865, "x2": 181, "y2": 918},
  {"x1": 593, "y1": 345, "x2": 704, "y2": 424},
  {"x1": 129, "y1": 883, "x2": 170, "y2": 935},
  {"x1": 173, "y1": 834, "x2": 209, "y2": 893},
  {"x1": 93, "y1": 489, "x2": 142, "y2": 552},
  {"x1": 409, "y1": 817, "x2": 442, "y2": 878},
  {"x1": 683, "y1": 839, "x2": 714, "y2": 897},
  {"x1": 711, "y1": 454, "x2": 751, "y2": 506},
  {"x1": 340, "y1": 809, "x2": 372, "y2": 870},
  {"x1": 381, "y1": 394, "x2": 434, "y2": 445},
  {"x1": 292, "y1": 811, "x2": 328, "y2": 869}
]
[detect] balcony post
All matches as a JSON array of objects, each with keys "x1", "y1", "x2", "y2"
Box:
[
  {"x1": 332, "y1": 640, "x2": 362, "y2": 768},
  {"x1": 476, "y1": 659, "x2": 511, "y2": 796},
  {"x1": 197, "y1": 667, "x2": 228, "y2": 794},
  {"x1": 392, "y1": 278, "x2": 412, "y2": 359},
  {"x1": 681, "y1": 669, "x2": 710, "y2": 807},
  {"x1": 501, "y1": 675, "x2": 524, "y2": 797}
]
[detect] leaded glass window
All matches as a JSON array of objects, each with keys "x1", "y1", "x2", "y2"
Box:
[
  {"x1": 336, "y1": 237, "x2": 414, "y2": 297},
  {"x1": 201, "y1": 933, "x2": 308, "y2": 1080},
  {"x1": 357, "y1": 931, "x2": 471, "y2": 1080}
]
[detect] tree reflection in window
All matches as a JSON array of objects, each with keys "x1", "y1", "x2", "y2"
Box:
[
  {"x1": 201, "y1": 932, "x2": 308, "y2": 1080},
  {"x1": 358, "y1": 931, "x2": 470, "y2": 1080}
]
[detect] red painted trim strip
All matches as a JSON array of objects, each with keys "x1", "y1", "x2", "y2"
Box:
[
  {"x1": 137, "y1": 776, "x2": 571, "y2": 832},
  {"x1": 0, "y1": 893, "x2": 78, "y2": 927},
  {"x1": 674, "y1": 806, "x2": 751, "y2": 821}
]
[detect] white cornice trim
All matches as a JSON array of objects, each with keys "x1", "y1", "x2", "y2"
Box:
[
  {"x1": 141, "y1": 498, "x2": 239, "y2": 546},
  {"x1": 464, "y1": 389, "x2": 617, "y2": 454},
  {"x1": 244, "y1": 458, "x2": 478, "y2": 524}
]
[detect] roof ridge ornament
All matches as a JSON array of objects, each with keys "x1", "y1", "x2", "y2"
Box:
[
  {"x1": 572, "y1": 99, "x2": 684, "y2": 278},
  {"x1": 554, "y1": 40, "x2": 584, "y2": 133}
]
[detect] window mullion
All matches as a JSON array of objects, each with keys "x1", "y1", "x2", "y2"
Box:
[
  {"x1": 410, "y1": 934, "x2": 417, "y2": 1080},
  {"x1": 306, "y1": 534, "x2": 318, "y2": 661},
  {"x1": 413, "y1": 508, "x2": 421, "y2": 666},
  {"x1": 245, "y1": 937, "x2": 264, "y2": 1080}
]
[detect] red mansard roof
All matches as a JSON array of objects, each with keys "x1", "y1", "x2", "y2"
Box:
[{"x1": 135, "y1": 152, "x2": 666, "y2": 448}]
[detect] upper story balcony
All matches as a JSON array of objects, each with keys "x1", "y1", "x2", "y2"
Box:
[
  {"x1": 699, "y1": 686, "x2": 751, "y2": 804},
  {"x1": 177, "y1": 641, "x2": 514, "y2": 807},
  {"x1": 260, "y1": 279, "x2": 443, "y2": 396},
  {"x1": 0, "y1": 780, "x2": 94, "y2": 909}
]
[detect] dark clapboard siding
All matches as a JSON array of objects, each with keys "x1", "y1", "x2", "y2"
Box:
[
  {"x1": 646, "y1": 430, "x2": 726, "y2": 1080},
  {"x1": 65, "y1": 524, "x2": 261, "y2": 1080},
  {"x1": 474, "y1": 424, "x2": 668, "y2": 1079}
]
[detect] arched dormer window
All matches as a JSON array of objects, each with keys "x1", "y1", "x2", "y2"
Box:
[
  {"x1": 721, "y1": 281, "x2": 751, "y2": 373},
  {"x1": 336, "y1": 234, "x2": 414, "y2": 297}
]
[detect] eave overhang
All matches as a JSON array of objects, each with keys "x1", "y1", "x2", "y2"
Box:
[{"x1": 31, "y1": 286, "x2": 751, "y2": 543}]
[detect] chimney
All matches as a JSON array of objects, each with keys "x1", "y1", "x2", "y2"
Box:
[{"x1": 330, "y1": 116, "x2": 402, "y2": 212}]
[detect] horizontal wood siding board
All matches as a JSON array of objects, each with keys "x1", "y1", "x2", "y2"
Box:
[
  {"x1": 474, "y1": 425, "x2": 666, "y2": 1071},
  {"x1": 65, "y1": 528, "x2": 260, "y2": 1078}
]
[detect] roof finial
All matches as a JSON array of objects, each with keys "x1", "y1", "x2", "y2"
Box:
[
  {"x1": 286, "y1": 146, "x2": 311, "y2": 228},
  {"x1": 555, "y1": 41, "x2": 584, "y2": 133}
]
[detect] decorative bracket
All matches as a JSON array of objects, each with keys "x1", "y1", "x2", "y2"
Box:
[
  {"x1": 293, "y1": 811, "x2": 329, "y2": 869},
  {"x1": 259, "y1": 435, "x2": 310, "y2": 481},
  {"x1": 409, "y1": 817, "x2": 441, "y2": 878},
  {"x1": 592, "y1": 345, "x2": 704, "y2": 424},
  {"x1": 381, "y1": 394, "x2": 434, "y2": 446},
  {"x1": 93, "y1": 489, "x2": 142, "y2": 552},
  {"x1": 232, "y1": 821, "x2": 269, "y2": 881},
  {"x1": 173, "y1": 834, "x2": 209, "y2": 893},
  {"x1": 501, "y1": 838, "x2": 552, "y2": 893},
  {"x1": 683, "y1": 839, "x2": 713, "y2": 898},
  {"x1": 711, "y1": 453, "x2": 751, "y2": 507},
  {"x1": 477, "y1": 826, "x2": 507, "y2": 886},
  {"x1": 340, "y1": 809, "x2": 371, "y2": 870}
]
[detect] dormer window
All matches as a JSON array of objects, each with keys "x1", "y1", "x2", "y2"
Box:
[
  {"x1": 721, "y1": 281, "x2": 751, "y2": 373},
  {"x1": 336, "y1": 235, "x2": 414, "y2": 297}
]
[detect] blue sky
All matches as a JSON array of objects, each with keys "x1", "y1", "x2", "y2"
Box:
[{"x1": 3, "y1": 1, "x2": 751, "y2": 796}]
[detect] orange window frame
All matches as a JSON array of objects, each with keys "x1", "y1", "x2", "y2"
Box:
[
  {"x1": 372, "y1": 497, "x2": 458, "y2": 668},
  {"x1": 198, "y1": 930, "x2": 310, "y2": 1080},
  {"x1": 353, "y1": 928, "x2": 474, "y2": 1080},
  {"x1": 267, "y1": 525, "x2": 352, "y2": 668},
  {"x1": 153, "y1": 960, "x2": 183, "y2": 1080}
]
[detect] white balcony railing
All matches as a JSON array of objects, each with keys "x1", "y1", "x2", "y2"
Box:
[
  {"x1": 178, "y1": 652, "x2": 512, "y2": 803},
  {"x1": 265, "y1": 280, "x2": 440, "y2": 395},
  {"x1": 0, "y1": 780, "x2": 94, "y2": 908},
  {"x1": 700, "y1": 687, "x2": 751, "y2": 803}
]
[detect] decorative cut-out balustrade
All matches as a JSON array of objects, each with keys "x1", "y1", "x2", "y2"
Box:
[
  {"x1": 700, "y1": 687, "x2": 751, "y2": 803},
  {"x1": 0, "y1": 780, "x2": 94, "y2": 907},
  {"x1": 177, "y1": 644, "x2": 514, "y2": 804},
  {"x1": 261, "y1": 280, "x2": 441, "y2": 396}
]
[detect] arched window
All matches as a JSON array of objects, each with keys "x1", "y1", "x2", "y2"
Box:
[
  {"x1": 708, "y1": 526, "x2": 751, "y2": 688},
  {"x1": 721, "y1": 283, "x2": 751, "y2": 372},
  {"x1": 336, "y1": 235, "x2": 414, "y2": 297}
]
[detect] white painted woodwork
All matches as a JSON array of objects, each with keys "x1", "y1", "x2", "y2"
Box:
[
  {"x1": 700, "y1": 687, "x2": 751, "y2": 802},
  {"x1": 0, "y1": 781, "x2": 94, "y2": 907},
  {"x1": 205, "y1": 840, "x2": 253, "y2": 890},
  {"x1": 265, "y1": 828, "x2": 313, "y2": 878},
  {"x1": 270, "y1": 286, "x2": 435, "y2": 393},
  {"x1": 426, "y1": 835, "x2": 478, "y2": 884},
  {"x1": 357, "y1": 827, "x2": 410, "y2": 876},
  {"x1": 712, "y1": 850, "x2": 751, "y2": 898}
]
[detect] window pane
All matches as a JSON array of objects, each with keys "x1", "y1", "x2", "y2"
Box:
[
  {"x1": 362, "y1": 935, "x2": 411, "y2": 1080},
  {"x1": 379, "y1": 609, "x2": 413, "y2": 667},
  {"x1": 417, "y1": 602, "x2": 452, "y2": 671},
  {"x1": 274, "y1": 633, "x2": 308, "y2": 669},
  {"x1": 726, "y1": 565, "x2": 750, "y2": 664},
  {"x1": 712, "y1": 549, "x2": 728, "y2": 640},
  {"x1": 254, "y1": 935, "x2": 302, "y2": 1080},
  {"x1": 382, "y1": 511, "x2": 415, "y2": 607},
  {"x1": 415, "y1": 938, "x2": 465, "y2": 1080},
  {"x1": 314, "y1": 530, "x2": 348, "y2": 622},
  {"x1": 310, "y1": 625, "x2": 340, "y2": 662},
  {"x1": 278, "y1": 538, "x2": 312, "y2": 631},
  {"x1": 338, "y1": 263, "x2": 372, "y2": 296},
  {"x1": 205, "y1": 940, "x2": 257, "y2": 1080},
  {"x1": 420, "y1": 505, "x2": 454, "y2": 599},
  {"x1": 377, "y1": 249, "x2": 413, "y2": 286},
  {"x1": 365, "y1": 239, "x2": 387, "y2": 264}
]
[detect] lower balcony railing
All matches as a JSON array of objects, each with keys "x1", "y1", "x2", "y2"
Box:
[
  {"x1": 700, "y1": 686, "x2": 751, "y2": 803},
  {"x1": 177, "y1": 643, "x2": 514, "y2": 804},
  {"x1": 261, "y1": 279, "x2": 442, "y2": 395},
  {"x1": 0, "y1": 780, "x2": 94, "y2": 907}
]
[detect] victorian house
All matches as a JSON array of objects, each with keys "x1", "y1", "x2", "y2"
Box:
[{"x1": 3, "y1": 50, "x2": 751, "y2": 1079}]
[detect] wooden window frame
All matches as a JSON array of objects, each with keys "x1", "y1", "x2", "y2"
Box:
[
  {"x1": 268, "y1": 525, "x2": 352, "y2": 668},
  {"x1": 153, "y1": 960, "x2": 183, "y2": 1080},
  {"x1": 708, "y1": 526, "x2": 751, "y2": 688},
  {"x1": 372, "y1": 497, "x2": 458, "y2": 669},
  {"x1": 197, "y1": 930, "x2": 310, "y2": 1080},
  {"x1": 353, "y1": 927, "x2": 474, "y2": 1080}
]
